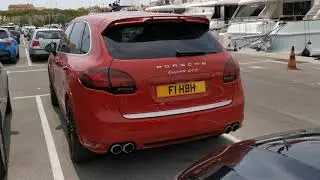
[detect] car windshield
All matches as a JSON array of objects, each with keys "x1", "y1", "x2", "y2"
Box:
[
  {"x1": 0, "y1": 30, "x2": 9, "y2": 39},
  {"x1": 235, "y1": 4, "x2": 266, "y2": 18},
  {"x1": 103, "y1": 21, "x2": 222, "y2": 59},
  {"x1": 35, "y1": 31, "x2": 62, "y2": 39}
]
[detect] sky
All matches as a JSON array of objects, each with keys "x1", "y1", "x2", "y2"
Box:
[{"x1": 0, "y1": 0, "x2": 150, "y2": 10}]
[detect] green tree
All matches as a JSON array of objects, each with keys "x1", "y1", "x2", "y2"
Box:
[
  {"x1": 0, "y1": 7, "x2": 103, "y2": 26},
  {"x1": 19, "y1": 15, "x2": 29, "y2": 25}
]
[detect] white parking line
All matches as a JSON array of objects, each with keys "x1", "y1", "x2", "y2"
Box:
[
  {"x1": 25, "y1": 48, "x2": 32, "y2": 66},
  {"x1": 239, "y1": 60, "x2": 271, "y2": 65},
  {"x1": 13, "y1": 94, "x2": 50, "y2": 100},
  {"x1": 249, "y1": 66, "x2": 267, "y2": 69},
  {"x1": 267, "y1": 60, "x2": 288, "y2": 64},
  {"x1": 36, "y1": 96, "x2": 64, "y2": 180},
  {"x1": 13, "y1": 65, "x2": 46, "y2": 68},
  {"x1": 221, "y1": 134, "x2": 241, "y2": 143},
  {"x1": 7, "y1": 69, "x2": 47, "y2": 74}
]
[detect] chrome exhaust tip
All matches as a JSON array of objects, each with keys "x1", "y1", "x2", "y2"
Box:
[
  {"x1": 123, "y1": 143, "x2": 135, "y2": 154},
  {"x1": 232, "y1": 123, "x2": 240, "y2": 132},
  {"x1": 110, "y1": 144, "x2": 122, "y2": 155},
  {"x1": 225, "y1": 125, "x2": 232, "y2": 134}
]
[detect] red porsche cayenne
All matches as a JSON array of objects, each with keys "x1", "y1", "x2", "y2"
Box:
[{"x1": 46, "y1": 12, "x2": 244, "y2": 162}]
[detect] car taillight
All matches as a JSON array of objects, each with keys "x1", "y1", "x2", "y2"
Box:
[
  {"x1": 32, "y1": 41, "x2": 40, "y2": 47},
  {"x1": 3, "y1": 40, "x2": 12, "y2": 45},
  {"x1": 79, "y1": 67, "x2": 136, "y2": 94},
  {"x1": 223, "y1": 58, "x2": 239, "y2": 83}
]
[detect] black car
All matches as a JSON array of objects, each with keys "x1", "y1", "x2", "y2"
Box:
[
  {"x1": 27, "y1": 29, "x2": 36, "y2": 41},
  {"x1": 8, "y1": 31, "x2": 20, "y2": 45},
  {"x1": 0, "y1": 62, "x2": 11, "y2": 179},
  {"x1": 177, "y1": 128, "x2": 320, "y2": 180}
]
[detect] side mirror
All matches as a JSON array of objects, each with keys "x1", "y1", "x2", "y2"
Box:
[{"x1": 45, "y1": 42, "x2": 57, "y2": 56}]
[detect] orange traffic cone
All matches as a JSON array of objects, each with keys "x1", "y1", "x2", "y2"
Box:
[{"x1": 288, "y1": 46, "x2": 298, "y2": 70}]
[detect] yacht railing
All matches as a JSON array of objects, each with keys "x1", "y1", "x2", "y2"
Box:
[
  {"x1": 230, "y1": 14, "x2": 318, "y2": 23},
  {"x1": 278, "y1": 15, "x2": 314, "y2": 21}
]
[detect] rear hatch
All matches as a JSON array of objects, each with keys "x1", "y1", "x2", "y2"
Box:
[
  {"x1": 0, "y1": 39, "x2": 11, "y2": 50},
  {"x1": 102, "y1": 17, "x2": 236, "y2": 117},
  {"x1": 32, "y1": 30, "x2": 62, "y2": 49}
]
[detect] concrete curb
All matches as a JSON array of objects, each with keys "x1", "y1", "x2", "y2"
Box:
[{"x1": 232, "y1": 50, "x2": 320, "y2": 65}]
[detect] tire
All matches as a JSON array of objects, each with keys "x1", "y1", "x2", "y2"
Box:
[
  {"x1": 30, "y1": 55, "x2": 37, "y2": 62},
  {"x1": 5, "y1": 91, "x2": 11, "y2": 115},
  {"x1": 66, "y1": 102, "x2": 92, "y2": 163},
  {"x1": 50, "y1": 84, "x2": 58, "y2": 107},
  {"x1": 0, "y1": 116, "x2": 7, "y2": 179},
  {"x1": 16, "y1": 51, "x2": 20, "y2": 59},
  {"x1": 0, "y1": 131, "x2": 6, "y2": 179},
  {"x1": 9, "y1": 57, "x2": 17, "y2": 64}
]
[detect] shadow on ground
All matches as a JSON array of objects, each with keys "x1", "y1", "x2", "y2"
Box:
[
  {"x1": 4, "y1": 113, "x2": 12, "y2": 180},
  {"x1": 52, "y1": 107, "x2": 234, "y2": 180}
]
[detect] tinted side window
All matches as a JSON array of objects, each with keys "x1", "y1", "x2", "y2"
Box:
[
  {"x1": 282, "y1": 1, "x2": 311, "y2": 20},
  {"x1": 68, "y1": 22, "x2": 85, "y2": 54},
  {"x1": 58, "y1": 23, "x2": 74, "y2": 53},
  {"x1": 0, "y1": 30, "x2": 9, "y2": 39},
  {"x1": 35, "y1": 31, "x2": 62, "y2": 39},
  {"x1": 80, "y1": 24, "x2": 90, "y2": 54},
  {"x1": 212, "y1": 6, "x2": 221, "y2": 19}
]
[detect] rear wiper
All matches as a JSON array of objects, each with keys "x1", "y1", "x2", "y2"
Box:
[
  {"x1": 176, "y1": 50, "x2": 216, "y2": 57},
  {"x1": 276, "y1": 137, "x2": 292, "y2": 154}
]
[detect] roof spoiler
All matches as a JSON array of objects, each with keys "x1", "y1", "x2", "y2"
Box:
[{"x1": 108, "y1": 16, "x2": 209, "y2": 27}]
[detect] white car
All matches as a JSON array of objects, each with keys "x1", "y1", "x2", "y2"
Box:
[{"x1": 28, "y1": 28, "x2": 63, "y2": 61}]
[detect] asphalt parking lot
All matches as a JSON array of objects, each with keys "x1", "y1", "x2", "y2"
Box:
[{"x1": 2, "y1": 38, "x2": 320, "y2": 180}]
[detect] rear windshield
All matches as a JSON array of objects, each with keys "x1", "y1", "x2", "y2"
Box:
[
  {"x1": 35, "y1": 31, "x2": 62, "y2": 39},
  {"x1": 103, "y1": 22, "x2": 222, "y2": 59},
  {"x1": 0, "y1": 30, "x2": 9, "y2": 39},
  {"x1": 8, "y1": 27, "x2": 15, "y2": 31}
]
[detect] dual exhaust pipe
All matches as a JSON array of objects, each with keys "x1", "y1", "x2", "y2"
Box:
[
  {"x1": 110, "y1": 123, "x2": 240, "y2": 154},
  {"x1": 110, "y1": 143, "x2": 135, "y2": 155},
  {"x1": 224, "y1": 122, "x2": 240, "y2": 134}
]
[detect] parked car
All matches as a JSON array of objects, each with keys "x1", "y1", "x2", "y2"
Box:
[
  {"x1": 26, "y1": 28, "x2": 35, "y2": 41},
  {"x1": 0, "y1": 62, "x2": 12, "y2": 179},
  {"x1": 0, "y1": 26, "x2": 20, "y2": 44},
  {"x1": 0, "y1": 28, "x2": 19, "y2": 63},
  {"x1": 45, "y1": 12, "x2": 244, "y2": 163},
  {"x1": 25, "y1": 26, "x2": 36, "y2": 38},
  {"x1": 29, "y1": 28, "x2": 63, "y2": 61},
  {"x1": 177, "y1": 128, "x2": 320, "y2": 180}
]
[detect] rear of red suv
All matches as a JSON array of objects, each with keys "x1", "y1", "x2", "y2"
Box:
[{"x1": 57, "y1": 13, "x2": 244, "y2": 162}]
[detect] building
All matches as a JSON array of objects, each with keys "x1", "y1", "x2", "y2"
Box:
[
  {"x1": 36, "y1": 7, "x2": 46, "y2": 10},
  {"x1": 8, "y1": 4, "x2": 35, "y2": 11}
]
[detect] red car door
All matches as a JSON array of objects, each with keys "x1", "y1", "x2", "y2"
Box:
[
  {"x1": 51, "y1": 23, "x2": 75, "y2": 108},
  {"x1": 52, "y1": 53, "x2": 68, "y2": 105},
  {"x1": 0, "y1": 63, "x2": 6, "y2": 121},
  {"x1": 55, "y1": 21, "x2": 86, "y2": 113}
]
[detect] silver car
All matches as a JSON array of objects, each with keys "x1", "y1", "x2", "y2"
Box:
[{"x1": 28, "y1": 29, "x2": 63, "y2": 61}]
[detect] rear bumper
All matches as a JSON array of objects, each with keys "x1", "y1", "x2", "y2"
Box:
[
  {"x1": 0, "y1": 50, "x2": 11, "y2": 60},
  {"x1": 0, "y1": 50, "x2": 9, "y2": 57},
  {"x1": 29, "y1": 48, "x2": 49, "y2": 56},
  {"x1": 70, "y1": 82, "x2": 244, "y2": 154}
]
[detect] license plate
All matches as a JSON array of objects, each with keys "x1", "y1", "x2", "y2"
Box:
[{"x1": 157, "y1": 81, "x2": 206, "y2": 98}]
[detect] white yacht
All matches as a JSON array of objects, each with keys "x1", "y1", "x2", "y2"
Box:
[
  {"x1": 220, "y1": 0, "x2": 320, "y2": 56},
  {"x1": 145, "y1": 0, "x2": 239, "y2": 31},
  {"x1": 184, "y1": 0, "x2": 239, "y2": 32},
  {"x1": 145, "y1": 4, "x2": 188, "y2": 14}
]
